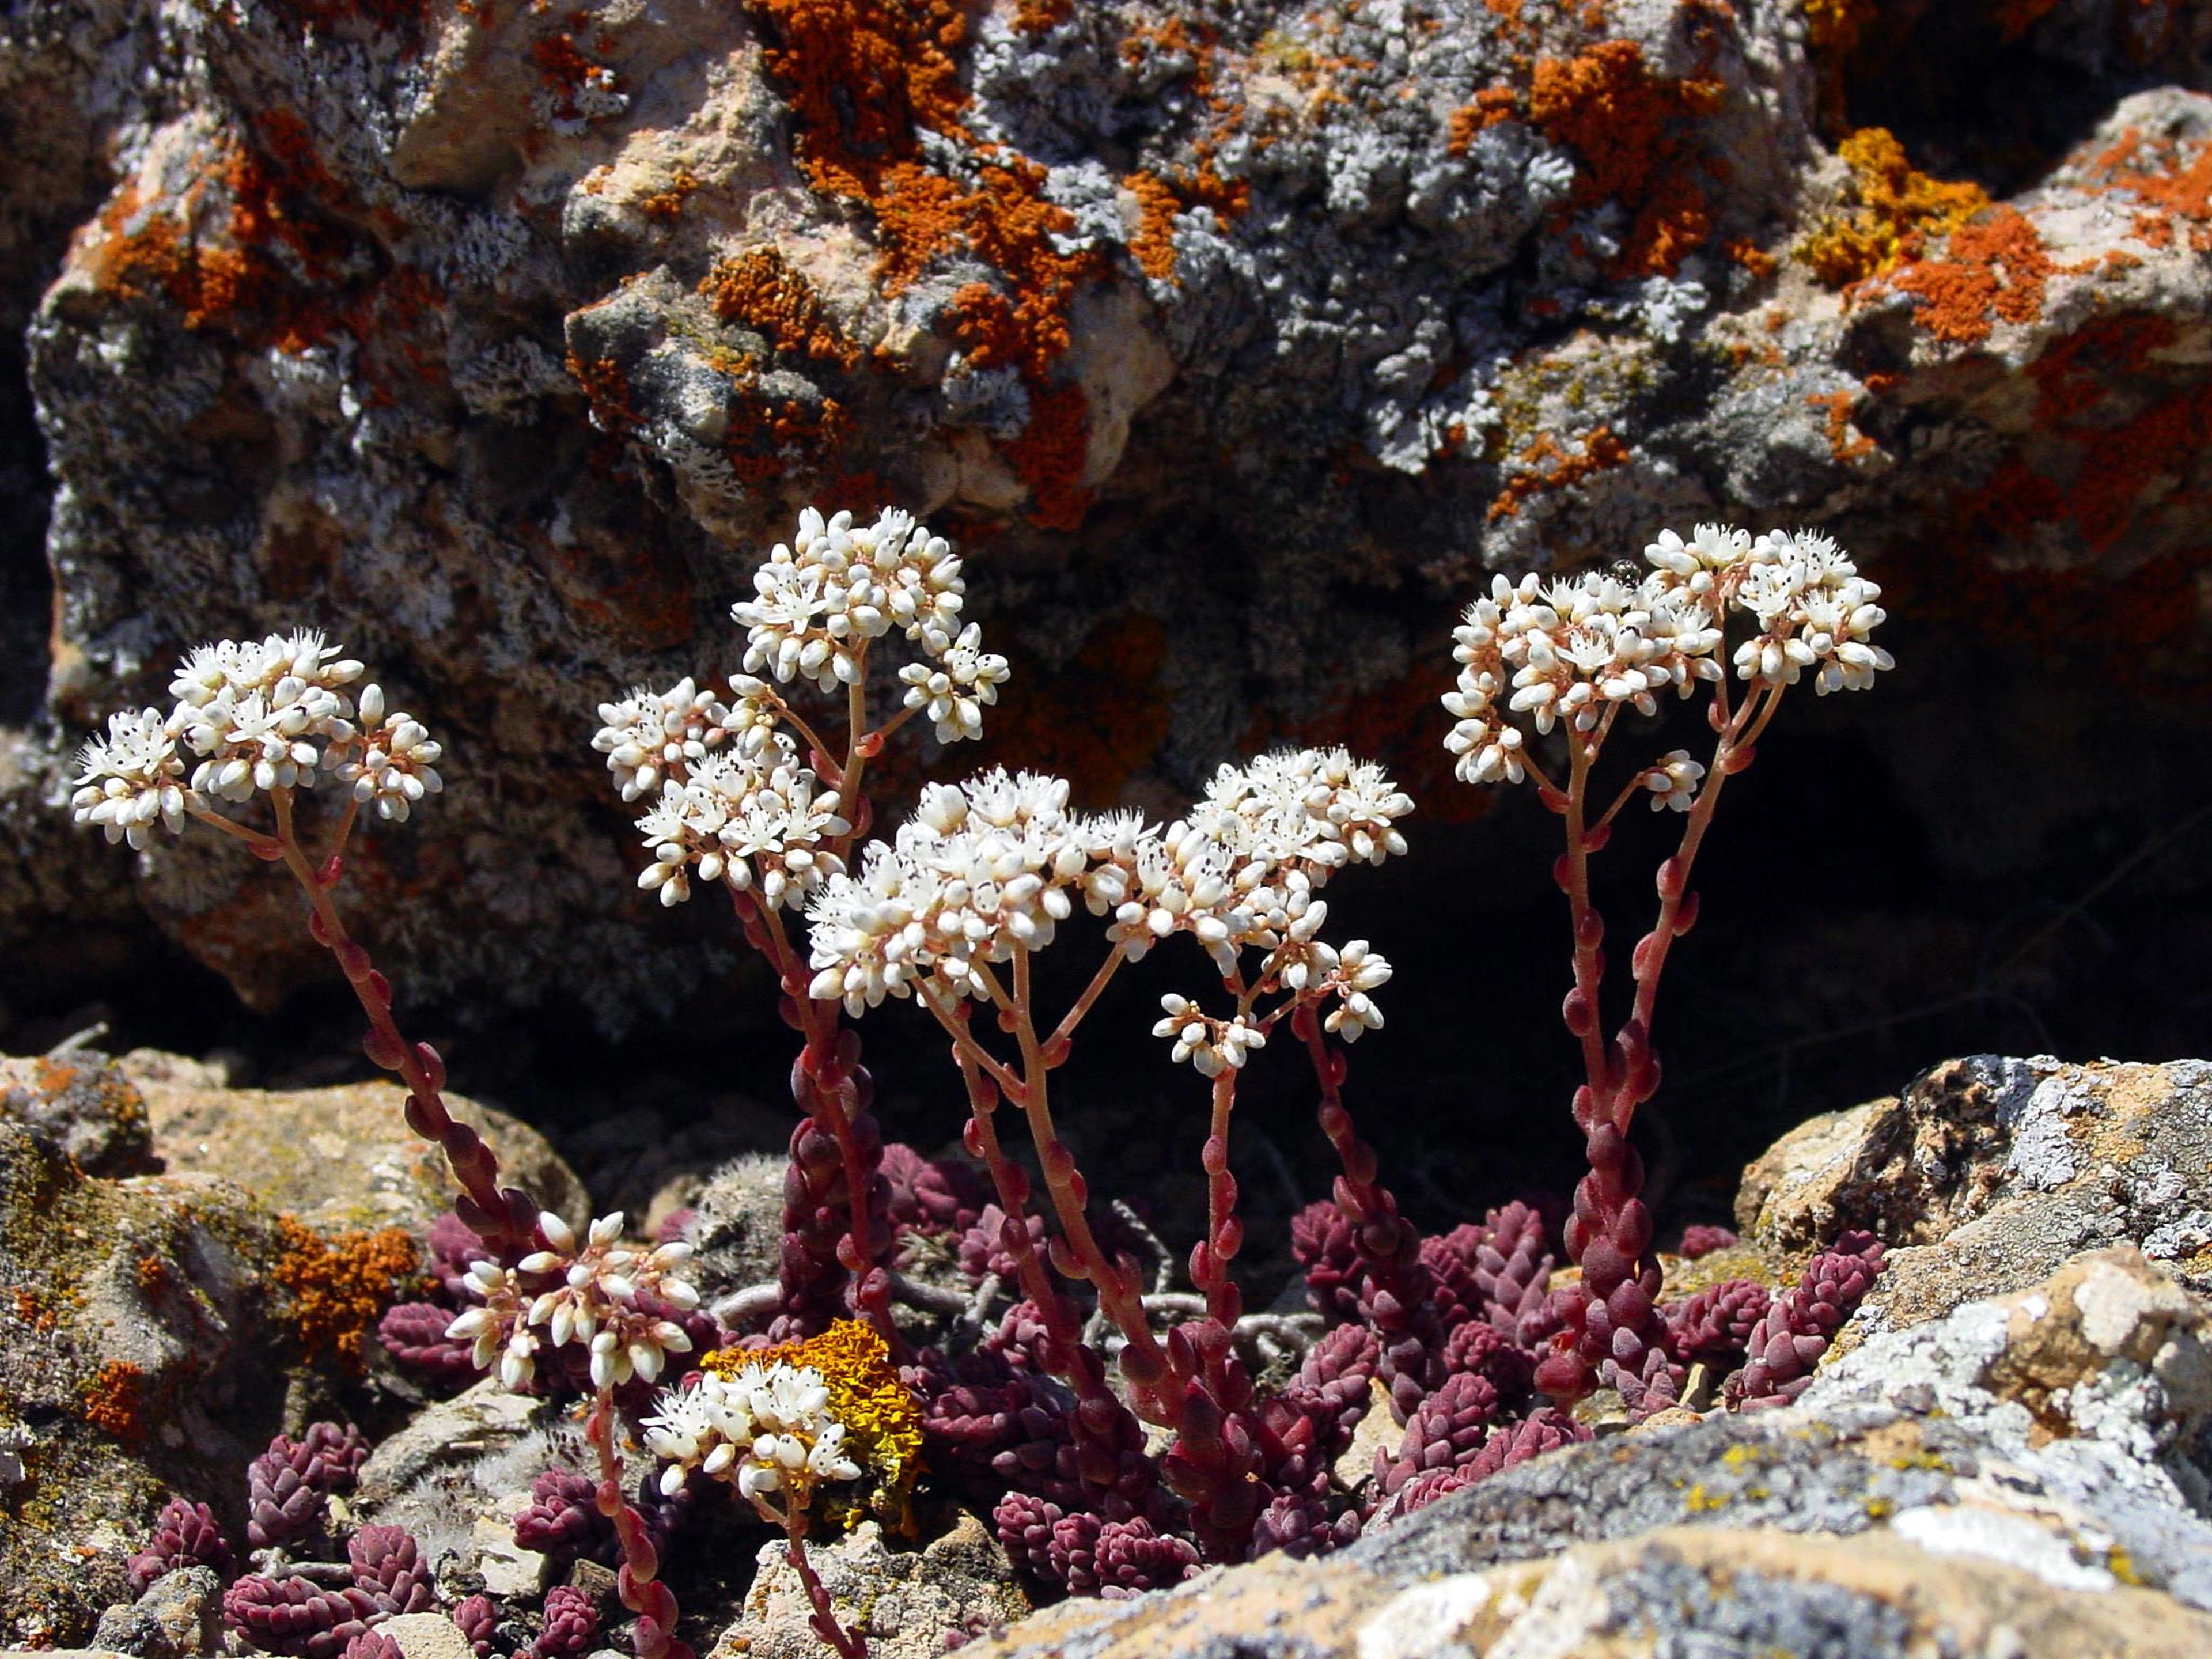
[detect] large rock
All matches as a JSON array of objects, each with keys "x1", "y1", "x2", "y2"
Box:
[
  {"x1": 1739, "y1": 1056, "x2": 2212, "y2": 1342},
  {"x1": 2, "y1": 3, "x2": 2210, "y2": 1031},
  {"x1": 119, "y1": 1048, "x2": 589, "y2": 1237},
  {"x1": 959, "y1": 1243, "x2": 2212, "y2": 1659},
  {"x1": 0, "y1": 1048, "x2": 531, "y2": 1645}
]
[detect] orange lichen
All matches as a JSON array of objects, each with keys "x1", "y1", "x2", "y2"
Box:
[
  {"x1": 1804, "y1": 0, "x2": 1877, "y2": 56},
  {"x1": 1445, "y1": 86, "x2": 1521, "y2": 157},
  {"x1": 1013, "y1": 0, "x2": 1072, "y2": 31},
  {"x1": 10, "y1": 1286, "x2": 58, "y2": 1334},
  {"x1": 744, "y1": 1, "x2": 1250, "y2": 526},
  {"x1": 1004, "y1": 382, "x2": 1093, "y2": 532},
  {"x1": 1528, "y1": 40, "x2": 1725, "y2": 277},
  {"x1": 700, "y1": 248, "x2": 862, "y2": 369},
  {"x1": 638, "y1": 167, "x2": 702, "y2": 222},
  {"x1": 78, "y1": 1361, "x2": 149, "y2": 1444},
  {"x1": 1886, "y1": 205, "x2": 2051, "y2": 346},
  {"x1": 1725, "y1": 237, "x2": 1778, "y2": 279},
  {"x1": 1808, "y1": 389, "x2": 1876, "y2": 464},
  {"x1": 1890, "y1": 312, "x2": 2212, "y2": 688},
  {"x1": 270, "y1": 1216, "x2": 420, "y2": 1374},
  {"x1": 529, "y1": 30, "x2": 614, "y2": 127},
  {"x1": 1800, "y1": 127, "x2": 1991, "y2": 288},
  {"x1": 2076, "y1": 124, "x2": 2212, "y2": 255},
  {"x1": 1488, "y1": 426, "x2": 1631, "y2": 521}
]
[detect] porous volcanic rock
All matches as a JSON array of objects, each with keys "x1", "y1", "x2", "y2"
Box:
[{"x1": 2, "y1": 3, "x2": 2210, "y2": 1028}]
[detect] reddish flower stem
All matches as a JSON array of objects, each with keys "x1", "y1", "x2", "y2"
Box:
[
  {"x1": 782, "y1": 1518, "x2": 865, "y2": 1659},
  {"x1": 589, "y1": 1389, "x2": 693, "y2": 1659},
  {"x1": 263, "y1": 790, "x2": 535, "y2": 1261},
  {"x1": 1191, "y1": 1067, "x2": 1244, "y2": 1327}
]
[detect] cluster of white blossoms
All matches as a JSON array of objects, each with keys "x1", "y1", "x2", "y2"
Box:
[
  {"x1": 897, "y1": 621, "x2": 1011, "y2": 744},
  {"x1": 1444, "y1": 525, "x2": 1893, "y2": 790},
  {"x1": 643, "y1": 1362, "x2": 860, "y2": 1510},
  {"x1": 1152, "y1": 998, "x2": 1268, "y2": 1077},
  {"x1": 590, "y1": 676, "x2": 781, "y2": 804},
  {"x1": 806, "y1": 749, "x2": 1406, "y2": 1071},
  {"x1": 805, "y1": 770, "x2": 1093, "y2": 1013},
  {"x1": 733, "y1": 506, "x2": 978, "y2": 696},
  {"x1": 446, "y1": 1212, "x2": 700, "y2": 1393},
  {"x1": 70, "y1": 630, "x2": 443, "y2": 846},
  {"x1": 594, "y1": 506, "x2": 1013, "y2": 911}
]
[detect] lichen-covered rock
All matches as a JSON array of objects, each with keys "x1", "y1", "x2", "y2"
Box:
[
  {"x1": 707, "y1": 1510, "x2": 1030, "y2": 1659},
  {"x1": 1740, "y1": 1056, "x2": 2212, "y2": 1340},
  {"x1": 120, "y1": 1048, "x2": 589, "y2": 1238},
  {"x1": 953, "y1": 1243, "x2": 2212, "y2": 1659},
  {"x1": 3, "y1": 3, "x2": 2210, "y2": 1024},
  {"x1": 1, "y1": 1050, "x2": 156, "y2": 1175},
  {"x1": 0, "y1": 1120, "x2": 323, "y2": 1643},
  {"x1": 89, "y1": 1566, "x2": 222, "y2": 1659}
]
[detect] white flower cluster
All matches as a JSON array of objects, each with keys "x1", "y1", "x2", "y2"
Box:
[
  {"x1": 897, "y1": 621, "x2": 1011, "y2": 744},
  {"x1": 806, "y1": 749, "x2": 1408, "y2": 1069},
  {"x1": 592, "y1": 676, "x2": 849, "y2": 911},
  {"x1": 734, "y1": 506, "x2": 993, "y2": 714},
  {"x1": 446, "y1": 1212, "x2": 700, "y2": 1392},
  {"x1": 1444, "y1": 525, "x2": 1893, "y2": 787},
  {"x1": 643, "y1": 1362, "x2": 861, "y2": 1509},
  {"x1": 71, "y1": 630, "x2": 443, "y2": 846},
  {"x1": 1152, "y1": 998, "x2": 1268, "y2": 1077},
  {"x1": 590, "y1": 676, "x2": 779, "y2": 803},
  {"x1": 805, "y1": 770, "x2": 1092, "y2": 1013}
]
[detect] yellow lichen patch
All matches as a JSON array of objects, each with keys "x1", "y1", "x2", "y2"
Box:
[
  {"x1": 699, "y1": 248, "x2": 862, "y2": 370},
  {"x1": 270, "y1": 1215, "x2": 421, "y2": 1375},
  {"x1": 708, "y1": 1320, "x2": 923, "y2": 1531},
  {"x1": 1799, "y1": 128, "x2": 1991, "y2": 289}
]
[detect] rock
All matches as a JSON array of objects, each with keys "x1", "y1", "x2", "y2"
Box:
[
  {"x1": 0, "y1": 1119, "x2": 306, "y2": 1643},
  {"x1": 684, "y1": 1151, "x2": 794, "y2": 1303},
  {"x1": 955, "y1": 1243, "x2": 2212, "y2": 1659},
  {"x1": 354, "y1": 1377, "x2": 557, "y2": 1508},
  {"x1": 3, "y1": 3, "x2": 2210, "y2": 1040},
  {"x1": 89, "y1": 1567, "x2": 221, "y2": 1659},
  {"x1": 0, "y1": 1051, "x2": 156, "y2": 1176},
  {"x1": 378, "y1": 1612, "x2": 478, "y2": 1659},
  {"x1": 126, "y1": 1052, "x2": 589, "y2": 1238},
  {"x1": 1740, "y1": 1057, "x2": 2212, "y2": 1345},
  {"x1": 707, "y1": 1510, "x2": 1030, "y2": 1659}
]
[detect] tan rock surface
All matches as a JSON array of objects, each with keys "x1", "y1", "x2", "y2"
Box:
[{"x1": 122, "y1": 1049, "x2": 588, "y2": 1236}]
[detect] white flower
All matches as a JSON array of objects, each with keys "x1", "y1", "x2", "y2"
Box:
[
  {"x1": 806, "y1": 768, "x2": 1093, "y2": 1012},
  {"x1": 635, "y1": 751, "x2": 849, "y2": 910},
  {"x1": 328, "y1": 684, "x2": 444, "y2": 823},
  {"x1": 1442, "y1": 523, "x2": 1892, "y2": 790},
  {"x1": 1643, "y1": 749, "x2": 1705, "y2": 812},
  {"x1": 449, "y1": 1212, "x2": 698, "y2": 1395},
  {"x1": 70, "y1": 709, "x2": 194, "y2": 848},
  {"x1": 897, "y1": 623, "x2": 1011, "y2": 743},
  {"x1": 644, "y1": 1362, "x2": 862, "y2": 1513},
  {"x1": 1152, "y1": 997, "x2": 1269, "y2": 1076},
  {"x1": 592, "y1": 677, "x2": 766, "y2": 801},
  {"x1": 734, "y1": 507, "x2": 966, "y2": 693}
]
